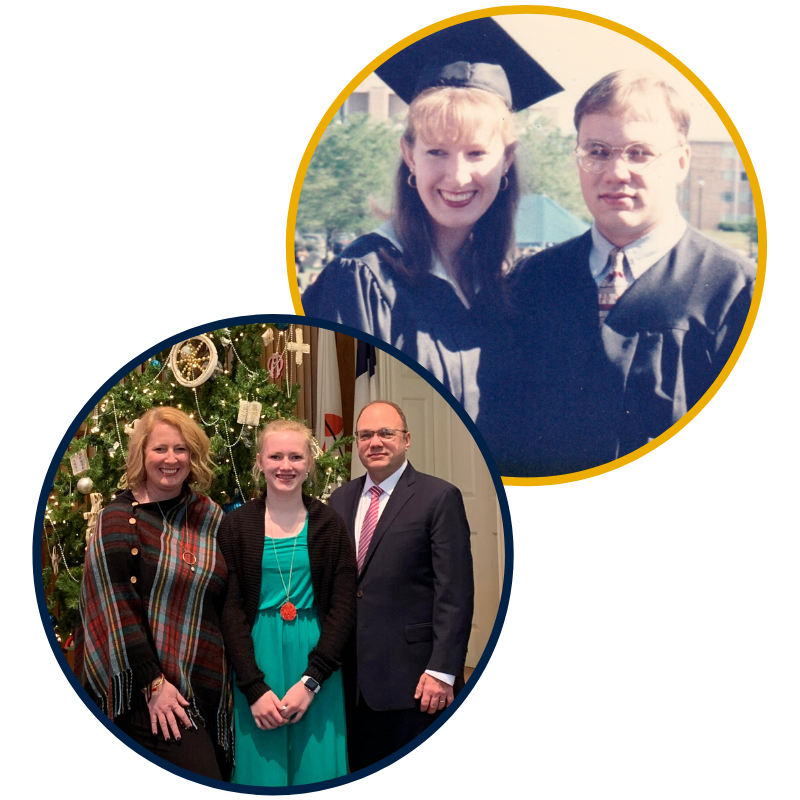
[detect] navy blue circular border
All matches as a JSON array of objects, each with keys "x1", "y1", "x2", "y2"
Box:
[{"x1": 32, "y1": 313, "x2": 514, "y2": 793}]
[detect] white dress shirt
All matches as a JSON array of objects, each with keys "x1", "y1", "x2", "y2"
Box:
[
  {"x1": 589, "y1": 215, "x2": 688, "y2": 286},
  {"x1": 355, "y1": 459, "x2": 455, "y2": 688}
]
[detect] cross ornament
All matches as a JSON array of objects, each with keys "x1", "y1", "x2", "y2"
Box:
[{"x1": 287, "y1": 328, "x2": 311, "y2": 365}]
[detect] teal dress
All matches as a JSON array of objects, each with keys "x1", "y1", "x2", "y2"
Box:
[{"x1": 231, "y1": 519, "x2": 348, "y2": 786}]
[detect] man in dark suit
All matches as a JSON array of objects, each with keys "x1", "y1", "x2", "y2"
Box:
[
  {"x1": 329, "y1": 400, "x2": 474, "y2": 771},
  {"x1": 488, "y1": 69, "x2": 756, "y2": 477}
]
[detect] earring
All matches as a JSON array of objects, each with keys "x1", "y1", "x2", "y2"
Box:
[
  {"x1": 305, "y1": 472, "x2": 309, "y2": 481},
  {"x1": 407, "y1": 173, "x2": 417, "y2": 189},
  {"x1": 499, "y1": 175, "x2": 509, "y2": 192}
]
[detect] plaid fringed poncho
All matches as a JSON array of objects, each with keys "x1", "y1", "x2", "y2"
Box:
[{"x1": 74, "y1": 487, "x2": 232, "y2": 755}]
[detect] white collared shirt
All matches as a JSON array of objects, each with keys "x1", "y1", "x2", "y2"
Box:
[
  {"x1": 589, "y1": 214, "x2": 688, "y2": 287},
  {"x1": 373, "y1": 221, "x2": 474, "y2": 309},
  {"x1": 353, "y1": 457, "x2": 455, "y2": 688},
  {"x1": 353, "y1": 459, "x2": 408, "y2": 553}
]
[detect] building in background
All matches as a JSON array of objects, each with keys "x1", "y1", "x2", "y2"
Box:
[
  {"x1": 680, "y1": 140, "x2": 754, "y2": 231},
  {"x1": 342, "y1": 73, "x2": 567, "y2": 128},
  {"x1": 341, "y1": 77, "x2": 754, "y2": 242},
  {"x1": 341, "y1": 74, "x2": 407, "y2": 121}
]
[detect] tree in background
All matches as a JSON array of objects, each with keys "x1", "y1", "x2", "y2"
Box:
[
  {"x1": 515, "y1": 113, "x2": 589, "y2": 222},
  {"x1": 42, "y1": 323, "x2": 352, "y2": 644},
  {"x1": 296, "y1": 110, "x2": 589, "y2": 260},
  {"x1": 296, "y1": 114, "x2": 399, "y2": 258}
]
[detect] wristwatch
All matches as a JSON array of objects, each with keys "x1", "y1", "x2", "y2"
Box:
[{"x1": 301, "y1": 676, "x2": 321, "y2": 694}]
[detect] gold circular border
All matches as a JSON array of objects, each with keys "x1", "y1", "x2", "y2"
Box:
[{"x1": 286, "y1": 5, "x2": 766, "y2": 488}]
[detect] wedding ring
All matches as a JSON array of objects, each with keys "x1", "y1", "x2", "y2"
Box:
[{"x1": 282, "y1": 705, "x2": 288, "y2": 710}]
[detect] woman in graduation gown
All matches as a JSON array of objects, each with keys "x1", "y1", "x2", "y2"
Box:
[
  {"x1": 218, "y1": 419, "x2": 355, "y2": 787},
  {"x1": 302, "y1": 17, "x2": 562, "y2": 440}
]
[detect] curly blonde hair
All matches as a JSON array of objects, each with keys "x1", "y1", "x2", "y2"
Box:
[
  {"x1": 126, "y1": 407, "x2": 215, "y2": 492},
  {"x1": 251, "y1": 418, "x2": 318, "y2": 494}
]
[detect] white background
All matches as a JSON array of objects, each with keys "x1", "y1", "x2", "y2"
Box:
[{"x1": 4, "y1": 2, "x2": 796, "y2": 798}]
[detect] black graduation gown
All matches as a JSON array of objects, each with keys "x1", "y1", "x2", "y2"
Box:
[
  {"x1": 489, "y1": 227, "x2": 756, "y2": 477},
  {"x1": 302, "y1": 233, "x2": 512, "y2": 427}
]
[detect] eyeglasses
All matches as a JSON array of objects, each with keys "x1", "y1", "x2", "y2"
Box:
[
  {"x1": 575, "y1": 141, "x2": 683, "y2": 175},
  {"x1": 355, "y1": 428, "x2": 408, "y2": 442}
]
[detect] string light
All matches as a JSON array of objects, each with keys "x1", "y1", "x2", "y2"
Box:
[{"x1": 110, "y1": 396, "x2": 125, "y2": 457}]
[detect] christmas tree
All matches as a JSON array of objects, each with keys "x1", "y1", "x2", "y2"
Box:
[{"x1": 42, "y1": 322, "x2": 353, "y2": 645}]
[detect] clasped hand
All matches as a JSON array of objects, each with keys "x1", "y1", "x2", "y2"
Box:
[
  {"x1": 250, "y1": 682, "x2": 315, "y2": 730},
  {"x1": 147, "y1": 678, "x2": 192, "y2": 740}
]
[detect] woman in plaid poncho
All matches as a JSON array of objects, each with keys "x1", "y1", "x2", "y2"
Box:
[{"x1": 75, "y1": 407, "x2": 231, "y2": 780}]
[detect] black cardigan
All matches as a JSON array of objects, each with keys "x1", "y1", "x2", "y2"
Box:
[{"x1": 217, "y1": 494, "x2": 356, "y2": 705}]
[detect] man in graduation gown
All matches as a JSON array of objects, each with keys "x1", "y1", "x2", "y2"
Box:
[
  {"x1": 492, "y1": 69, "x2": 756, "y2": 477},
  {"x1": 328, "y1": 401, "x2": 474, "y2": 771}
]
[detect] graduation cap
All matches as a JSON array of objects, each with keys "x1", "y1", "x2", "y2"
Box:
[{"x1": 375, "y1": 17, "x2": 563, "y2": 111}]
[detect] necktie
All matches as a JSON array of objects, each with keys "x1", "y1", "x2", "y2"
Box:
[
  {"x1": 598, "y1": 248, "x2": 630, "y2": 326},
  {"x1": 357, "y1": 485, "x2": 382, "y2": 573}
]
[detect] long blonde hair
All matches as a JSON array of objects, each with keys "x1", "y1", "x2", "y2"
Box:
[
  {"x1": 392, "y1": 85, "x2": 519, "y2": 285},
  {"x1": 125, "y1": 406, "x2": 214, "y2": 492}
]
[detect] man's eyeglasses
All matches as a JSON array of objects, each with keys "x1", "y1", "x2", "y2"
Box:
[
  {"x1": 355, "y1": 428, "x2": 408, "y2": 442},
  {"x1": 575, "y1": 141, "x2": 683, "y2": 175}
]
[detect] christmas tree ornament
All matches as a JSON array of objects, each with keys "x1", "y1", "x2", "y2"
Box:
[
  {"x1": 44, "y1": 323, "x2": 354, "y2": 641},
  {"x1": 170, "y1": 334, "x2": 219, "y2": 388},
  {"x1": 267, "y1": 352, "x2": 285, "y2": 381},
  {"x1": 83, "y1": 492, "x2": 104, "y2": 541},
  {"x1": 50, "y1": 546, "x2": 59, "y2": 576},
  {"x1": 70, "y1": 450, "x2": 90, "y2": 476},
  {"x1": 222, "y1": 490, "x2": 245, "y2": 515},
  {"x1": 237, "y1": 399, "x2": 263, "y2": 426},
  {"x1": 124, "y1": 418, "x2": 140, "y2": 436},
  {"x1": 287, "y1": 327, "x2": 310, "y2": 365},
  {"x1": 274, "y1": 323, "x2": 289, "y2": 330},
  {"x1": 76, "y1": 477, "x2": 94, "y2": 495}
]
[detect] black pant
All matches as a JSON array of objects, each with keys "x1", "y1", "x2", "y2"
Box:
[
  {"x1": 116, "y1": 708, "x2": 227, "y2": 781},
  {"x1": 347, "y1": 698, "x2": 443, "y2": 773}
]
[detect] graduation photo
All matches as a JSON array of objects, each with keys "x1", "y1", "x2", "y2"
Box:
[{"x1": 292, "y1": 11, "x2": 764, "y2": 484}]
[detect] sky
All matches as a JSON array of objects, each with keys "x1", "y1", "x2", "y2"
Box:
[{"x1": 499, "y1": 13, "x2": 732, "y2": 140}]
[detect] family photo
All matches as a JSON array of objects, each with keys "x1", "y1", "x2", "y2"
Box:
[{"x1": 40, "y1": 321, "x2": 506, "y2": 788}]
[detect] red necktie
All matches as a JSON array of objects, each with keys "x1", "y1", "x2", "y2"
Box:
[
  {"x1": 598, "y1": 248, "x2": 630, "y2": 326},
  {"x1": 357, "y1": 485, "x2": 382, "y2": 574}
]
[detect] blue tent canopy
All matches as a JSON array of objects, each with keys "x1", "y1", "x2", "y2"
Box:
[{"x1": 515, "y1": 193, "x2": 590, "y2": 246}]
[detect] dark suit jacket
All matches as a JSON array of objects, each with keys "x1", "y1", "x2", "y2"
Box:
[
  {"x1": 329, "y1": 462, "x2": 474, "y2": 712},
  {"x1": 482, "y1": 226, "x2": 756, "y2": 477}
]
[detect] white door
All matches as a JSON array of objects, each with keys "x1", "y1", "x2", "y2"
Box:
[{"x1": 378, "y1": 355, "x2": 504, "y2": 668}]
